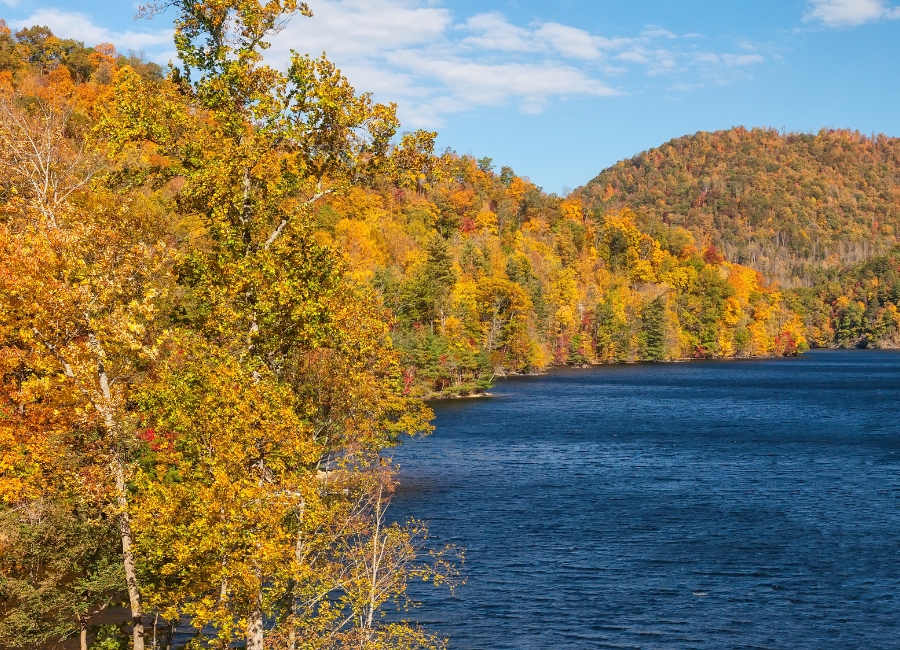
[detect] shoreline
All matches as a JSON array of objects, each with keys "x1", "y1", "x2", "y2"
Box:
[
  {"x1": 426, "y1": 391, "x2": 494, "y2": 402},
  {"x1": 422, "y1": 346, "x2": 900, "y2": 400},
  {"x1": 424, "y1": 353, "x2": 793, "y2": 400}
]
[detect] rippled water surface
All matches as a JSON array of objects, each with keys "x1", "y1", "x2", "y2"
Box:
[{"x1": 389, "y1": 350, "x2": 900, "y2": 649}]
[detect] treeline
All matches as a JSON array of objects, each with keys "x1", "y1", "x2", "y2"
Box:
[
  {"x1": 578, "y1": 127, "x2": 900, "y2": 286},
  {"x1": 0, "y1": 19, "x2": 163, "y2": 81},
  {"x1": 314, "y1": 154, "x2": 809, "y2": 398},
  {"x1": 0, "y1": 6, "x2": 457, "y2": 650}
]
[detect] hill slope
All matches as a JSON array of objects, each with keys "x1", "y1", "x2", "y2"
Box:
[
  {"x1": 786, "y1": 246, "x2": 900, "y2": 349},
  {"x1": 313, "y1": 153, "x2": 808, "y2": 398},
  {"x1": 578, "y1": 128, "x2": 900, "y2": 286}
]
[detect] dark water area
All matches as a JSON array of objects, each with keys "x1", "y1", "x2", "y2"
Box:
[{"x1": 388, "y1": 350, "x2": 900, "y2": 649}]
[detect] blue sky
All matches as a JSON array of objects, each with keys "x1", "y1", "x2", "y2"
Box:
[{"x1": 2, "y1": 0, "x2": 899, "y2": 193}]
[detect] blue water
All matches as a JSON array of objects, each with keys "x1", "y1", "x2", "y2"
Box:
[{"x1": 388, "y1": 350, "x2": 900, "y2": 649}]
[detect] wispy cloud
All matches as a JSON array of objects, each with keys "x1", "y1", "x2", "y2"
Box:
[
  {"x1": 804, "y1": 0, "x2": 900, "y2": 27},
  {"x1": 692, "y1": 52, "x2": 765, "y2": 67},
  {"x1": 4, "y1": 1, "x2": 766, "y2": 129},
  {"x1": 270, "y1": 0, "x2": 451, "y2": 61},
  {"x1": 391, "y1": 56, "x2": 619, "y2": 113},
  {"x1": 270, "y1": 1, "x2": 765, "y2": 127},
  {"x1": 458, "y1": 12, "x2": 630, "y2": 60}
]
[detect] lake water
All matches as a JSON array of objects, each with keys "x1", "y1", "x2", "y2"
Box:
[{"x1": 389, "y1": 350, "x2": 900, "y2": 649}]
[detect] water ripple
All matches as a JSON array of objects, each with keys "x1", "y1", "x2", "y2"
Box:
[{"x1": 390, "y1": 350, "x2": 900, "y2": 649}]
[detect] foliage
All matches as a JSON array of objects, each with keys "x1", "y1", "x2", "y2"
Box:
[
  {"x1": 0, "y1": 500, "x2": 123, "y2": 649},
  {"x1": 578, "y1": 127, "x2": 900, "y2": 286},
  {"x1": 314, "y1": 155, "x2": 809, "y2": 397},
  {"x1": 90, "y1": 625, "x2": 129, "y2": 650},
  {"x1": 0, "y1": 12, "x2": 445, "y2": 650},
  {"x1": 0, "y1": 20, "x2": 162, "y2": 83},
  {"x1": 786, "y1": 247, "x2": 900, "y2": 348}
]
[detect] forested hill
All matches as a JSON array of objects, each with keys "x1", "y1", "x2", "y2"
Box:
[
  {"x1": 577, "y1": 128, "x2": 900, "y2": 286},
  {"x1": 316, "y1": 154, "x2": 809, "y2": 398}
]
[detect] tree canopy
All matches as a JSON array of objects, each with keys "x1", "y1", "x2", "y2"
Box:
[{"x1": 0, "y1": 6, "x2": 450, "y2": 650}]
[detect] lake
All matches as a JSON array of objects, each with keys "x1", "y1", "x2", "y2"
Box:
[{"x1": 389, "y1": 350, "x2": 900, "y2": 649}]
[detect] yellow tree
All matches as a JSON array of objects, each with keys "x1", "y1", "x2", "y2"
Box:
[{"x1": 105, "y1": 2, "x2": 436, "y2": 648}]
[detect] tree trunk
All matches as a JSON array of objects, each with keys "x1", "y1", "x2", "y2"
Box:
[
  {"x1": 90, "y1": 340, "x2": 145, "y2": 650},
  {"x1": 246, "y1": 601, "x2": 264, "y2": 650},
  {"x1": 164, "y1": 619, "x2": 174, "y2": 650},
  {"x1": 79, "y1": 614, "x2": 88, "y2": 650},
  {"x1": 115, "y1": 456, "x2": 145, "y2": 650}
]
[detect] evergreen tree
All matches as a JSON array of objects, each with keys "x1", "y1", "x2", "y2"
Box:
[
  {"x1": 641, "y1": 297, "x2": 667, "y2": 361},
  {"x1": 402, "y1": 234, "x2": 456, "y2": 326}
]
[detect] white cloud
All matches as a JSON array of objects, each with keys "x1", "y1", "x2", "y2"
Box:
[
  {"x1": 459, "y1": 14, "x2": 632, "y2": 61},
  {"x1": 535, "y1": 23, "x2": 610, "y2": 60},
  {"x1": 460, "y1": 12, "x2": 536, "y2": 53},
  {"x1": 805, "y1": 0, "x2": 900, "y2": 26},
  {"x1": 269, "y1": 0, "x2": 450, "y2": 61},
  {"x1": 7, "y1": 1, "x2": 766, "y2": 128},
  {"x1": 615, "y1": 46, "x2": 680, "y2": 76},
  {"x1": 8, "y1": 9, "x2": 173, "y2": 59},
  {"x1": 459, "y1": 14, "x2": 629, "y2": 60},
  {"x1": 331, "y1": 63, "x2": 427, "y2": 99},
  {"x1": 641, "y1": 26, "x2": 677, "y2": 40},
  {"x1": 267, "y1": 2, "x2": 763, "y2": 127},
  {"x1": 270, "y1": 3, "x2": 633, "y2": 126},
  {"x1": 693, "y1": 52, "x2": 764, "y2": 66},
  {"x1": 391, "y1": 54, "x2": 618, "y2": 109}
]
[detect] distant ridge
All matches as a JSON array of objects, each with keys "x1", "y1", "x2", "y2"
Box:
[{"x1": 577, "y1": 127, "x2": 900, "y2": 286}]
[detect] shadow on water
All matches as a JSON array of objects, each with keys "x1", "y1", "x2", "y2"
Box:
[{"x1": 389, "y1": 350, "x2": 900, "y2": 649}]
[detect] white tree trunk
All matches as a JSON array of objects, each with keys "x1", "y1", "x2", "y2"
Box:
[
  {"x1": 114, "y1": 456, "x2": 144, "y2": 650},
  {"x1": 79, "y1": 615, "x2": 88, "y2": 650},
  {"x1": 246, "y1": 601, "x2": 264, "y2": 650},
  {"x1": 90, "y1": 339, "x2": 144, "y2": 650}
]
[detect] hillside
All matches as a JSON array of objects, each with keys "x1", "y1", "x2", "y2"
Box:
[
  {"x1": 315, "y1": 153, "x2": 808, "y2": 398},
  {"x1": 577, "y1": 128, "x2": 900, "y2": 286},
  {"x1": 786, "y1": 246, "x2": 900, "y2": 349},
  {"x1": 0, "y1": 21, "x2": 811, "y2": 409}
]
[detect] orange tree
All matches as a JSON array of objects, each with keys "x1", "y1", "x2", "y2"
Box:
[{"x1": 0, "y1": 67, "x2": 176, "y2": 650}]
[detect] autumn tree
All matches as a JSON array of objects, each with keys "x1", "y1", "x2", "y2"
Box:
[
  {"x1": 101, "y1": 1, "x2": 437, "y2": 648},
  {"x1": 640, "y1": 296, "x2": 667, "y2": 361},
  {"x1": 0, "y1": 63, "x2": 176, "y2": 650},
  {"x1": 401, "y1": 234, "x2": 456, "y2": 327}
]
